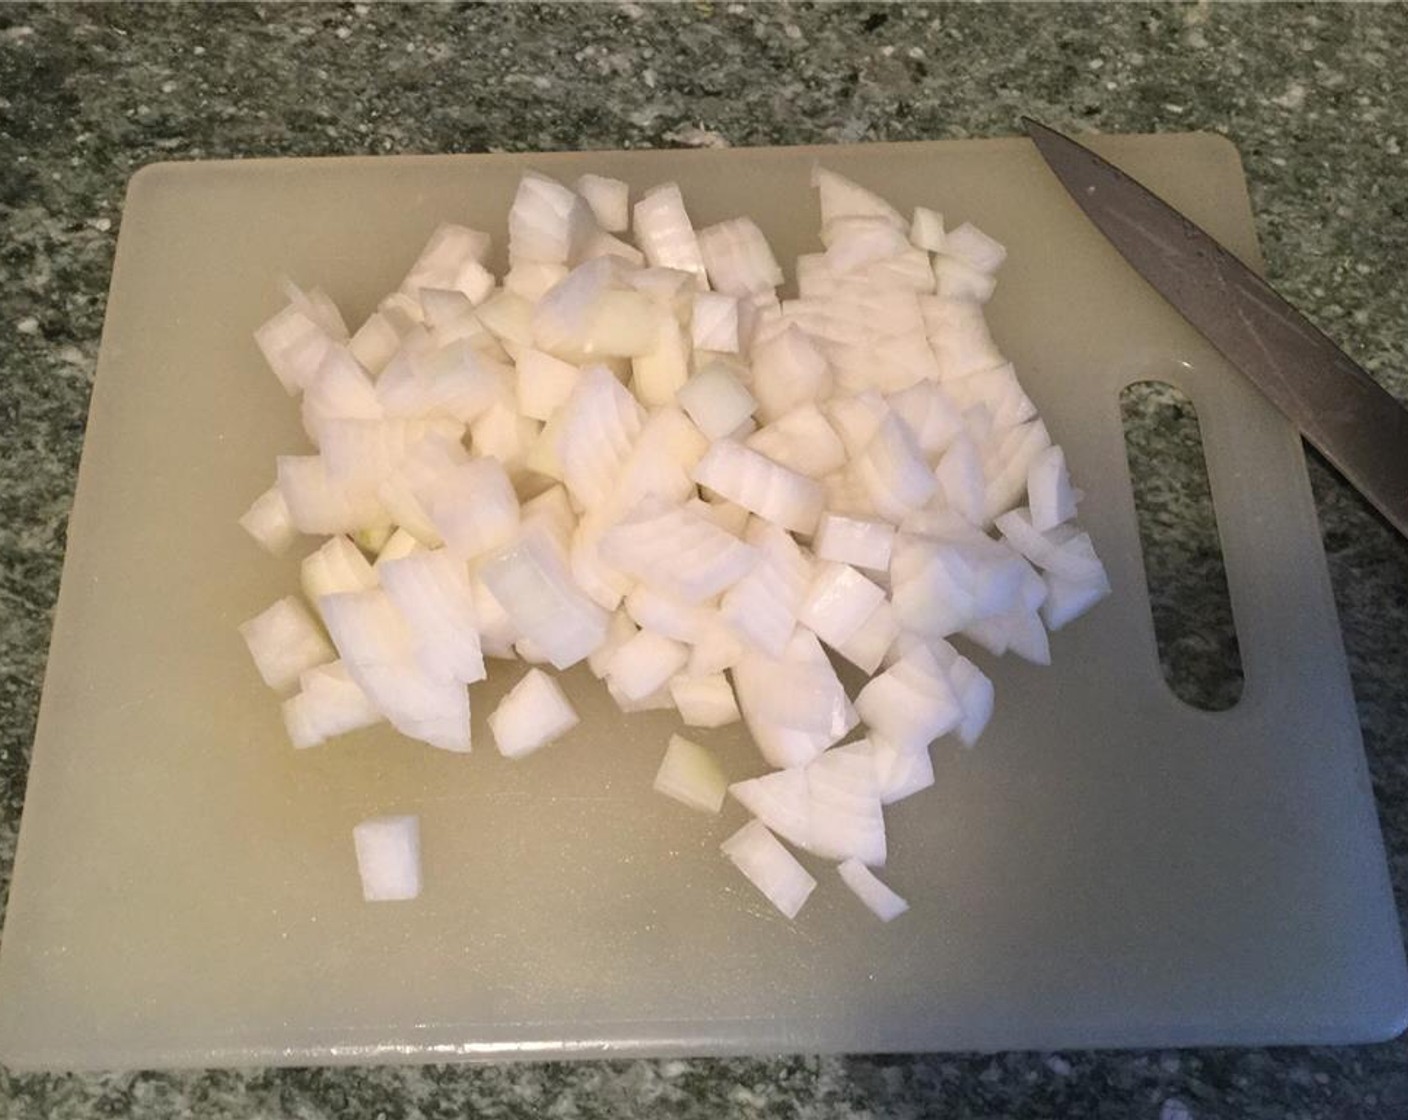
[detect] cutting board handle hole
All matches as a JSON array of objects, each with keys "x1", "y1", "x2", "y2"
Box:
[{"x1": 1120, "y1": 381, "x2": 1244, "y2": 711}]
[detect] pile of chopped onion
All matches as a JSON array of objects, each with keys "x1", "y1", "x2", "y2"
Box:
[{"x1": 241, "y1": 166, "x2": 1109, "y2": 917}]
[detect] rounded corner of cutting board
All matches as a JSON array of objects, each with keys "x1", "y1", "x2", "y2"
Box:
[
  {"x1": 0, "y1": 1025, "x2": 37, "y2": 1073},
  {"x1": 1356, "y1": 965, "x2": 1408, "y2": 1045},
  {"x1": 1179, "y1": 130, "x2": 1250, "y2": 183},
  {"x1": 124, "y1": 158, "x2": 191, "y2": 206}
]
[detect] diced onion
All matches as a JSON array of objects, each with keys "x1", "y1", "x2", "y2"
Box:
[
  {"x1": 653, "y1": 733, "x2": 728, "y2": 813},
  {"x1": 690, "y1": 291, "x2": 742, "y2": 353},
  {"x1": 813, "y1": 511, "x2": 894, "y2": 572},
  {"x1": 693, "y1": 439, "x2": 824, "y2": 535},
  {"x1": 677, "y1": 361, "x2": 757, "y2": 441},
  {"x1": 239, "y1": 596, "x2": 334, "y2": 693},
  {"x1": 239, "y1": 485, "x2": 298, "y2": 556},
  {"x1": 720, "y1": 819, "x2": 816, "y2": 919},
  {"x1": 283, "y1": 661, "x2": 382, "y2": 749},
  {"x1": 633, "y1": 182, "x2": 708, "y2": 287},
  {"x1": 944, "y1": 221, "x2": 1008, "y2": 273},
  {"x1": 838, "y1": 858, "x2": 909, "y2": 922},
  {"x1": 909, "y1": 206, "x2": 945, "y2": 253},
  {"x1": 243, "y1": 163, "x2": 1112, "y2": 921},
  {"x1": 668, "y1": 673, "x2": 740, "y2": 729},
  {"x1": 575, "y1": 173, "x2": 630, "y2": 233},
  {"x1": 697, "y1": 217, "x2": 784, "y2": 297},
  {"x1": 353, "y1": 815, "x2": 421, "y2": 902},
  {"x1": 489, "y1": 667, "x2": 580, "y2": 759},
  {"x1": 603, "y1": 629, "x2": 690, "y2": 702}
]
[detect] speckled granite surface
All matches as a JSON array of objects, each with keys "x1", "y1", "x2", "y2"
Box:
[{"x1": 2, "y1": 3, "x2": 1407, "y2": 1117}]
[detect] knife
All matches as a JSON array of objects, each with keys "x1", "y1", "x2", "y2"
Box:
[{"x1": 1023, "y1": 117, "x2": 1408, "y2": 539}]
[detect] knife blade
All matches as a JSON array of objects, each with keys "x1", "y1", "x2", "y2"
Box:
[{"x1": 1023, "y1": 117, "x2": 1408, "y2": 539}]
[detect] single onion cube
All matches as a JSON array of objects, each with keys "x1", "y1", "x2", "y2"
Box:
[
  {"x1": 277, "y1": 454, "x2": 387, "y2": 537},
  {"x1": 239, "y1": 596, "x2": 334, "y2": 692},
  {"x1": 935, "y1": 435, "x2": 986, "y2": 527},
  {"x1": 520, "y1": 484, "x2": 576, "y2": 555},
  {"x1": 728, "y1": 768, "x2": 810, "y2": 854},
  {"x1": 933, "y1": 255, "x2": 996, "y2": 303},
  {"x1": 605, "y1": 629, "x2": 689, "y2": 702},
  {"x1": 853, "y1": 413, "x2": 936, "y2": 522},
  {"x1": 721, "y1": 819, "x2": 816, "y2": 920},
  {"x1": 424, "y1": 458, "x2": 520, "y2": 560},
  {"x1": 692, "y1": 439, "x2": 825, "y2": 535},
  {"x1": 855, "y1": 645, "x2": 962, "y2": 752},
  {"x1": 696, "y1": 216, "x2": 784, "y2": 297},
  {"x1": 838, "y1": 858, "x2": 909, "y2": 922},
  {"x1": 867, "y1": 734, "x2": 936, "y2": 805},
  {"x1": 476, "y1": 289, "x2": 534, "y2": 354},
  {"x1": 255, "y1": 301, "x2": 339, "y2": 395},
  {"x1": 690, "y1": 291, "x2": 742, "y2": 353},
  {"x1": 687, "y1": 617, "x2": 746, "y2": 677},
  {"x1": 653, "y1": 733, "x2": 728, "y2": 814},
  {"x1": 575, "y1": 173, "x2": 630, "y2": 232},
  {"x1": 1042, "y1": 568, "x2": 1112, "y2": 631},
  {"x1": 400, "y1": 223, "x2": 492, "y2": 296},
  {"x1": 803, "y1": 745, "x2": 887, "y2": 866},
  {"x1": 949, "y1": 655, "x2": 996, "y2": 747},
  {"x1": 824, "y1": 216, "x2": 910, "y2": 274},
  {"x1": 631, "y1": 315, "x2": 691, "y2": 407},
  {"x1": 625, "y1": 584, "x2": 711, "y2": 643},
  {"x1": 1027, "y1": 444, "x2": 1078, "y2": 531},
  {"x1": 588, "y1": 609, "x2": 639, "y2": 679},
  {"x1": 353, "y1": 815, "x2": 421, "y2": 902},
  {"x1": 943, "y1": 221, "x2": 1007, "y2": 273},
  {"x1": 813, "y1": 166, "x2": 906, "y2": 229},
  {"x1": 677, "y1": 361, "x2": 757, "y2": 441},
  {"x1": 302, "y1": 535, "x2": 378, "y2": 609},
  {"x1": 349, "y1": 312, "x2": 400, "y2": 376},
  {"x1": 515, "y1": 348, "x2": 580, "y2": 421},
  {"x1": 798, "y1": 562, "x2": 887, "y2": 651},
  {"x1": 281, "y1": 691, "x2": 325, "y2": 751},
  {"x1": 509, "y1": 172, "x2": 596, "y2": 266},
  {"x1": 479, "y1": 525, "x2": 609, "y2": 671},
  {"x1": 378, "y1": 548, "x2": 487, "y2": 686},
  {"x1": 599, "y1": 496, "x2": 758, "y2": 605},
  {"x1": 504, "y1": 261, "x2": 571, "y2": 304},
  {"x1": 469, "y1": 403, "x2": 538, "y2": 470},
  {"x1": 375, "y1": 527, "x2": 423, "y2": 567},
  {"x1": 749, "y1": 324, "x2": 831, "y2": 423},
  {"x1": 910, "y1": 206, "x2": 945, "y2": 252},
  {"x1": 488, "y1": 667, "x2": 580, "y2": 760},
  {"x1": 239, "y1": 485, "x2": 298, "y2": 556},
  {"x1": 633, "y1": 182, "x2": 708, "y2": 287},
  {"x1": 283, "y1": 661, "x2": 381, "y2": 749},
  {"x1": 832, "y1": 599, "x2": 899, "y2": 675},
  {"x1": 668, "y1": 672, "x2": 740, "y2": 728},
  {"x1": 419, "y1": 288, "x2": 474, "y2": 332},
  {"x1": 812, "y1": 511, "x2": 895, "y2": 572},
  {"x1": 745, "y1": 404, "x2": 847, "y2": 480}
]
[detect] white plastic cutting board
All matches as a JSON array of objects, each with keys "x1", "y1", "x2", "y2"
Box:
[{"x1": 1, "y1": 136, "x2": 1403, "y2": 1069}]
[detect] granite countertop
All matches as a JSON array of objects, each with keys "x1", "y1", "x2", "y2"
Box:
[{"x1": 3, "y1": 3, "x2": 1407, "y2": 1117}]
